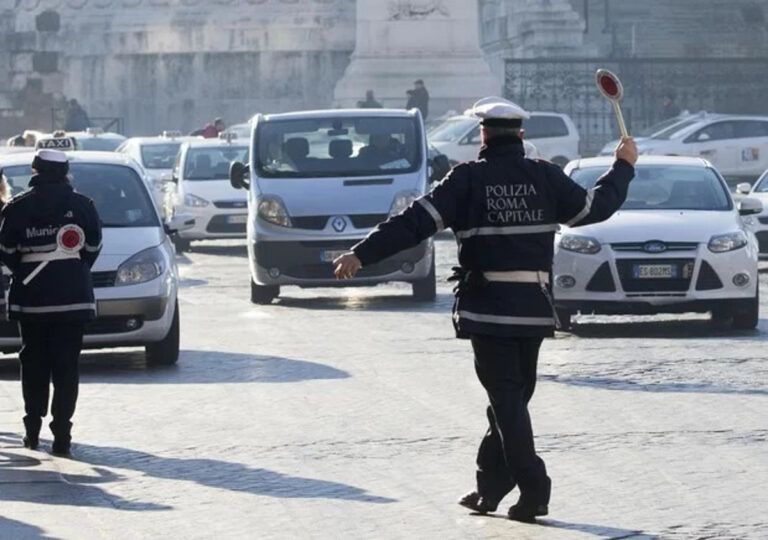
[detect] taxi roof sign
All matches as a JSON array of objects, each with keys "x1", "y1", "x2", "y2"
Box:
[{"x1": 36, "y1": 137, "x2": 75, "y2": 150}]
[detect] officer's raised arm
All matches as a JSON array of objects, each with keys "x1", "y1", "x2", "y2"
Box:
[
  {"x1": 334, "y1": 165, "x2": 470, "y2": 279},
  {"x1": 553, "y1": 137, "x2": 638, "y2": 227}
]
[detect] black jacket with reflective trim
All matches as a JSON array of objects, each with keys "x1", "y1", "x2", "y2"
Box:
[
  {"x1": 0, "y1": 173, "x2": 102, "y2": 322},
  {"x1": 353, "y1": 137, "x2": 634, "y2": 338}
]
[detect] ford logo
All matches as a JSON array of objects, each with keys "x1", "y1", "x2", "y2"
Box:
[
  {"x1": 331, "y1": 216, "x2": 348, "y2": 233},
  {"x1": 643, "y1": 241, "x2": 667, "y2": 254}
]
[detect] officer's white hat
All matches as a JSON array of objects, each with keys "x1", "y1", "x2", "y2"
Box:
[
  {"x1": 472, "y1": 97, "x2": 530, "y2": 127},
  {"x1": 34, "y1": 149, "x2": 68, "y2": 163}
]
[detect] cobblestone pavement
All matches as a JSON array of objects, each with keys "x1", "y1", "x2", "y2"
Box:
[{"x1": 1, "y1": 238, "x2": 766, "y2": 539}]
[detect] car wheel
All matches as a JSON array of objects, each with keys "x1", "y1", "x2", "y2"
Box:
[
  {"x1": 146, "y1": 300, "x2": 180, "y2": 366},
  {"x1": 732, "y1": 287, "x2": 759, "y2": 330},
  {"x1": 251, "y1": 280, "x2": 280, "y2": 305},
  {"x1": 412, "y1": 258, "x2": 436, "y2": 302},
  {"x1": 555, "y1": 308, "x2": 573, "y2": 332},
  {"x1": 173, "y1": 236, "x2": 191, "y2": 254}
]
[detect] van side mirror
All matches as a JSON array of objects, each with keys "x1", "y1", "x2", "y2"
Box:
[
  {"x1": 736, "y1": 182, "x2": 752, "y2": 195},
  {"x1": 739, "y1": 197, "x2": 763, "y2": 216},
  {"x1": 230, "y1": 161, "x2": 250, "y2": 190},
  {"x1": 429, "y1": 154, "x2": 451, "y2": 183}
]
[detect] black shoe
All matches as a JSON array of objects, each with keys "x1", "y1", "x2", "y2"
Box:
[
  {"x1": 508, "y1": 502, "x2": 548, "y2": 523},
  {"x1": 23, "y1": 435, "x2": 39, "y2": 450},
  {"x1": 459, "y1": 491, "x2": 501, "y2": 514},
  {"x1": 51, "y1": 440, "x2": 71, "y2": 456}
]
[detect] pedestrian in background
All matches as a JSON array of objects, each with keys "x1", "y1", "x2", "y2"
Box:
[
  {"x1": 334, "y1": 97, "x2": 637, "y2": 523},
  {"x1": 406, "y1": 79, "x2": 430, "y2": 120},
  {"x1": 63, "y1": 99, "x2": 92, "y2": 132},
  {"x1": 660, "y1": 91, "x2": 681, "y2": 120},
  {"x1": 0, "y1": 150, "x2": 102, "y2": 456},
  {"x1": 358, "y1": 90, "x2": 383, "y2": 109},
  {"x1": 192, "y1": 117, "x2": 226, "y2": 139}
]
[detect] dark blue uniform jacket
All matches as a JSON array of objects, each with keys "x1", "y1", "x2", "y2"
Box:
[
  {"x1": 353, "y1": 137, "x2": 635, "y2": 338},
  {"x1": 0, "y1": 173, "x2": 102, "y2": 322}
]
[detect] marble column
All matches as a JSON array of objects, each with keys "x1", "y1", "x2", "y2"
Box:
[{"x1": 333, "y1": 0, "x2": 500, "y2": 118}]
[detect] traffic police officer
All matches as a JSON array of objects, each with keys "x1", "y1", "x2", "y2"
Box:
[
  {"x1": 334, "y1": 97, "x2": 638, "y2": 523},
  {"x1": 0, "y1": 149, "x2": 102, "y2": 455}
]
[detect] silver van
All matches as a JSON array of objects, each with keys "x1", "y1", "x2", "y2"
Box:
[{"x1": 230, "y1": 109, "x2": 439, "y2": 304}]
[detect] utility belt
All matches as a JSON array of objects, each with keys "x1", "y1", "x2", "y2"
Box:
[{"x1": 20, "y1": 250, "x2": 81, "y2": 286}]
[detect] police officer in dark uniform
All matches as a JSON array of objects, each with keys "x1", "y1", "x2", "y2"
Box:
[
  {"x1": 0, "y1": 149, "x2": 102, "y2": 456},
  {"x1": 334, "y1": 97, "x2": 638, "y2": 523}
]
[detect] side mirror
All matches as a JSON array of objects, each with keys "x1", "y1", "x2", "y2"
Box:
[
  {"x1": 736, "y1": 182, "x2": 752, "y2": 195},
  {"x1": 739, "y1": 197, "x2": 763, "y2": 216},
  {"x1": 165, "y1": 213, "x2": 195, "y2": 234},
  {"x1": 230, "y1": 161, "x2": 250, "y2": 190},
  {"x1": 429, "y1": 154, "x2": 451, "y2": 183}
]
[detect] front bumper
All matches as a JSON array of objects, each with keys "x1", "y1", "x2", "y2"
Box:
[
  {"x1": 176, "y1": 204, "x2": 248, "y2": 240},
  {"x1": 251, "y1": 238, "x2": 433, "y2": 287},
  {"x1": 553, "y1": 243, "x2": 758, "y2": 314}
]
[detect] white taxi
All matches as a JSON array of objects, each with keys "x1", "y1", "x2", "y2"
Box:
[
  {"x1": 428, "y1": 111, "x2": 579, "y2": 166},
  {"x1": 634, "y1": 115, "x2": 768, "y2": 178},
  {"x1": 0, "y1": 151, "x2": 193, "y2": 364},
  {"x1": 170, "y1": 135, "x2": 250, "y2": 251},
  {"x1": 68, "y1": 128, "x2": 126, "y2": 152},
  {"x1": 117, "y1": 132, "x2": 200, "y2": 215},
  {"x1": 736, "y1": 169, "x2": 768, "y2": 258},
  {"x1": 554, "y1": 156, "x2": 761, "y2": 331}
]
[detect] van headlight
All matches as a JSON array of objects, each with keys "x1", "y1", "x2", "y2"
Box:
[
  {"x1": 184, "y1": 194, "x2": 209, "y2": 208},
  {"x1": 389, "y1": 190, "x2": 421, "y2": 216},
  {"x1": 116, "y1": 247, "x2": 165, "y2": 286},
  {"x1": 559, "y1": 234, "x2": 602, "y2": 254},
  {"x1": 708, "y1": 231, "x2": 748, "y2": 253},
  {"x1": 258, "y1": 195, "x2": 292, "y2": 227}
]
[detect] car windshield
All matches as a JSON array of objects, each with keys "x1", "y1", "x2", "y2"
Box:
[
  {"x1": 649, "y1": 119, "x2": 701, "y2": 140},
  {"x1": 257, "y1": 116, "x2": 422, "y2": 178},
  {"x1": 184, "y1": 146, "x2": 249, "y2": 180},
  {"x1": 76, "y1": 137, "x2": 125, "y2": 152},
  {"x1": 1, "y1": 163, "x2": 160, "y2": 228},
  {"x1": 428, "y1": 117, "x2": 476, "y2": 142},
  {"x1": 571, "y1": 165, "x2": 732, "y2": 211},
  {"x1": 638, "y1": 116, "x2": 690, "y2": 137},
  {"x1": 141, "y1": 143, "x2": 182, "y2": 170}
]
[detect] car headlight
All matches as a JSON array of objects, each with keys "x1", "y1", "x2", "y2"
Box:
[
  {"x1": 390, "y1": 190, "x2": 421, "y2": 216},
  {"x1": 184, "y1": 193, "x2": 209, "y2": 208},
  {"x1": 559, "y1": 234, "x2": 602, "y2": 254},
  {"x1": 708, "y1": 231, "x2": 748, "y2": 253},
  {"x1": 116, "y1": 247, "x2": 166, "y2": 286},
  {"x1": 258, "y1": 195, "x2": 292, "y2": 227}
]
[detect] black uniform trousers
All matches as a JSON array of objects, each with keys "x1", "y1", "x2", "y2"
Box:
[
  {"x1": 18, "y1": 322, "x2": 84, "y2": 441},
  {"x1": 471, "y1": 334, "x2": 550, "y2": 506}
]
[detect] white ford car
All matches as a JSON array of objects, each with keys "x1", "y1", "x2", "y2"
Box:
[
  {"x1": 554, "y1": 156, "x2": 761, "y2": 331},
  {"x1": 0, "y1": 151, "x2": 193, "y2": 364}
]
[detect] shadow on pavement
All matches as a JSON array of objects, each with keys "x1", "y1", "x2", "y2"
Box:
[
  {"x1": 539, "y1": 519, "x2": 653, "y2": 539},
  {"x1": 0, "y1": 350, "x2": 350, "y2": 385},
  {"x1": 69, "y1": 442, "x2": 396, "y2": 504},
  {"x1": 0, "y1": 516, "x2": 60, "y2": 540}
]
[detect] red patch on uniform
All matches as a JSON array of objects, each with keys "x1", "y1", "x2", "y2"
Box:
[
  {"x1": 61, "y1": 229, "x2": 82, "y2": 250},
  {"x1": 599, "y1": 75, "x2": 620, "y2": 98}
]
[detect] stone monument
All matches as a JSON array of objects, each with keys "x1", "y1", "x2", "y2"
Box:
[{"x1": 333, "y1": 0, "x2": 500, "y2": 118}]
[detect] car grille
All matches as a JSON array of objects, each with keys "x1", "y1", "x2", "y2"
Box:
[
  {"x1": 616, "y1": 258, "x2": 695, "y2": 292},
  {"x1": 611, "y1": 242, "x2": 699, "y2": 252},
  {"x1": 756, "y1": 231, "x2": 768, "y2": 253},
  {"x1": 585, "y1": 262, "x2": 616, "y2": 292},
  {"x1": 290, "y1": 214, "x2": 389, "y2": 231},
  {"x1": 92, "y1": 271, "x2": 117, "y2": 288},
  {"x1": 695, "y1": 261, "x2": 723, "y2": 291},
  {"x1": 206, "y1": 215, "x2": 247, "y2": 234},
  {"x1": 213, "y1": 200, "x2": 248, "y2": 210}
]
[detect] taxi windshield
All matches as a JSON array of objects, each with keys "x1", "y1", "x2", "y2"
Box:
[
  {"x1": 649, "y1": 119, "x2": 700, "y2": 140},
  {"x1": 571, "y1": 165, "x2": 732, "y2": 211},
  {"x1": 256, "y1": 116, "x2": 422, "y2": 178},
  {"x1": 184, "y1": 146, "x2": 249, "y2": 181},
  {"x1": 141, "y1": 143, "x2": 182, "y2": 170},
  {"x1": 1, "y1": 163, "x2": 160, "y2": 228},
  {"x1": 427, "y1": 117, "x2": 476, "y2": 142}
]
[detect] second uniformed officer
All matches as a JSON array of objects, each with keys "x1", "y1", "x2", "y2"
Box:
[
  {"x1": 334, "y1": 98, "x2": 638, "y2": 523},
  {"x1": 0, "y1": 149, "x2": 102, "y2": 456}
]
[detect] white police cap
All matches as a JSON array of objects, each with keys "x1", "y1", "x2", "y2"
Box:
[
  {"x1": 472, "y1": 97, "x2": 530, "y2": 127},
  {"x1": 34, "y1": 149, "x2": 68, "y2": 163}
]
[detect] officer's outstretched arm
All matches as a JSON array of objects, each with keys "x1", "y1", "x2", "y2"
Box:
[{"x1": 351, "y1": 165, "x2": 470, "y2": 268}]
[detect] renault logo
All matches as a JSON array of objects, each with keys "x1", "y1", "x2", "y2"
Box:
[
  {"x1": 331, "y1": 216, "x2": 348, "y2": 233},
  {"x1": 643, "y1": 241, "x2": 667, "y2": 254}
]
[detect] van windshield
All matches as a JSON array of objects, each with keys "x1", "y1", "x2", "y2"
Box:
[{"x1": 256, "y1": 117, "x2": 422, "y2": 178}]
